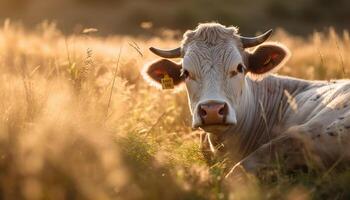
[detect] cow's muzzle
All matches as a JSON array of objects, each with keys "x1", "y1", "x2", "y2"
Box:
[
  {"x1": 198, "y1": 102, "x2": 227, "y2": 124},
  {"x1": 192, "y1": 100, "x2": 237, "y2": 130}
]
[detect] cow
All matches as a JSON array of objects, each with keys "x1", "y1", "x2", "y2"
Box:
[{"x1": 142, "y1": 22, "x2": 350, "y2": 175}]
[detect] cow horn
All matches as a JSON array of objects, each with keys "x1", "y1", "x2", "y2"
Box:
[
  {"x1": 239, "y1": 29, "x2": 273, "y2": 48},
  {"x1": 149, "y1": 47, "x2": 182, "y2": 58}
]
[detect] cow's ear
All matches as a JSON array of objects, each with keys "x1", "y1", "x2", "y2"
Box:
[
  {"x1": 142, "y1": 59, "x2": 184, "y2": 88},
  {"x1": 247, "y1": 43, "x2": 291, "y2": 74}
]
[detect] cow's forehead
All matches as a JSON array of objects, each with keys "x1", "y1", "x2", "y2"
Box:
[
  {"x1": 183, "y1": 40, "x2": 244, "y2": 72},
  {"x1": 180, "y1": 23, "x2": 244, "y2": 72}
]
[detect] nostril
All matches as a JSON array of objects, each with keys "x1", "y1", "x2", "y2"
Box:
[
  {"x1": 218, "y1": 104, "x2": 228, "y2": 116},
  {"x1": 199, "y1": 106, "x2": 207, "y2": 117},
  {"x1": 218, "y1": 107, "x2": 224, "y2": 116}
]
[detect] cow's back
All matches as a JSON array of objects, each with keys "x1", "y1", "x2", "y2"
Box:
[
  {"x1": 281, "y1": 80, "x2": 350, "y2": 164},
  {"x1": 283, "y1": 80, "x2": 350, "y2": 127}
]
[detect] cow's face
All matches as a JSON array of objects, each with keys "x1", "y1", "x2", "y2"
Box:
[
  {"x1": 143, "y1": 23, "x2": 290, "y2": 132},
  {"x1": 181, "y1": 41, "x2": 245, "y2": 130}
]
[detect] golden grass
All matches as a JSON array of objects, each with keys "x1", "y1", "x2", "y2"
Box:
[{"x1": 0, "y1": 20, "x2": 349, "y2": 199}]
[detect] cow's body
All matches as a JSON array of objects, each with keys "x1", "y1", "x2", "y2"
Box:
[
  {"x1": 206, "y1": 74, "x2": 350, "y2": 171},
  {"x1": 143, "y1": 22, "x2": 350, "y2": 174}
]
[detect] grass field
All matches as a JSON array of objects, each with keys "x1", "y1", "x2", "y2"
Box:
[{"x1": 0, "y1": 20, "x2": 349, "y2": 199}]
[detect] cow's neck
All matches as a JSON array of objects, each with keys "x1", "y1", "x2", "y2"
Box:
[{"x1": 224, "y1": 74, "x2": 312, "y2": 155}]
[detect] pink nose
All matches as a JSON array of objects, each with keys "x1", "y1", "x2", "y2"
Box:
[{"x1": 198, "y1": 102, "x2": 228, "y2": 125}]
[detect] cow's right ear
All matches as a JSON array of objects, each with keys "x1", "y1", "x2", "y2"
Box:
[{"x1": 142, "y1": 59, "x2": 184, "y2": 88}]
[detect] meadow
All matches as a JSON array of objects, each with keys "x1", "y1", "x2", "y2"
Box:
[{"x1": 0, "y1": 20, "x2": 349, "y2": 199}]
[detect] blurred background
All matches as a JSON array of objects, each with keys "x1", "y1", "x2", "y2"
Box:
[{"x1": 0, "y1": 0, "x2": 349, "y2": 36}]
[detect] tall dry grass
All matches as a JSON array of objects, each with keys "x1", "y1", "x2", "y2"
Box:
[{"x1": 0, "y1": 20, "x2": 349, "y2": 199}]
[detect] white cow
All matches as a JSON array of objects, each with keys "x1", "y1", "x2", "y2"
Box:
[{"x1": 142, "y1": 23, "x2": 350, "y2": 173}]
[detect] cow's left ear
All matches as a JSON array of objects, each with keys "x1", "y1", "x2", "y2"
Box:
[
  {"x1": 142, "y1": 59, "x2": 184, "y2": 88},
  {"x1": 247, "y1": 43, "x2": 291, "y2": 74}
]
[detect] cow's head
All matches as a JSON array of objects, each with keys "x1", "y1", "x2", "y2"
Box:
[{"x1": 143, "y1": 23, "x2": 290, "y2": 132}]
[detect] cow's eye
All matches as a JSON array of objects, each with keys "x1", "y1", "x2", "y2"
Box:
[
  {"x1": 182, "y1": 69, "x2": 190, "y2": 79},
  {"x1": 237, "y1": 64, "x2": 244, "y2": 73}
]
